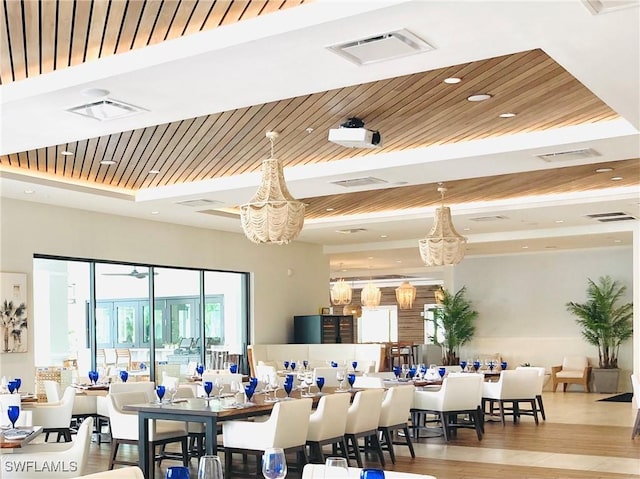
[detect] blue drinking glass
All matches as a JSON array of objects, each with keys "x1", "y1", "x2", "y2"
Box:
[
  {"x1": 360, "y1": 468, "x2": 385, "y2": 479},
  {"x1": 165, "y1": 466, "x2": 190, "y2": 479},
  {"x1": 408, "y1": 367, "x2": 417, "y2": 379},
  {"x1": 284, "y1": 360, "x2": 290, "y2": 371},
  {"x1": 196, "y1": 364, "x2": 205, "y2": 377},
  {"x1": 347, "y1": 373, "x2": 356, "y2": 389},
  {"x1": 303, "y1": 360, "x2": 309, "y2": 370},
  {"x1": 438, "y1": 367, "x2": 446, "y2": 378},
  {"x1": 7, "y1": 381, "x2": 16, "y2": 394},
  {"x1": 140, "y1": 362, "x2": 147, "y2": 370},
  {"x1": 229, "y1": 364, "x2": 238, "y2": 374},
  {"x1": 352, "y1": 361, "x2": 358, "y2": 371},
  {"x1": 119, "y1": 370, "x2": 129, "y2": 383},
  {"x1": 203, "y1": 381, "x2": 213, "y2": 398},
  {"x1": 14, "y1": 378, "x2": 21, "y2": 393},
  {"x1": 249, "y1": 377, "x2": 258, "y2": 389},
  {"x1": 7, "y1": 406, "x2": 19, "y2": 428},
  {"x1": 284, "y1": 381, "x2": 293, "y2": 398},
  {"x1": 331, "y1": 361, "x2": 338, "y2": 368},
  {"x1": 393, "y1": 365, "x2": 401, "y2": 378},
  {"x1": 290, "y1": 361, "x2": 296, "y2": 372},
  {"x1": 244, "y1": 384, "x2": 255, "y2": 402},
  {"x1": 501, "y1": 361, "x2": 508, "y2": 370},
  {"x1": 460, "y1": 360, "x2": 467, "y2": 371},
  {"x1": 316, "y1": 377, "x2": 325, "y2": 392},
  {"x1": 473, "y1": 361, "x2": 481, "y2": 372},
  {"x1": 156, "y1": 385, "x2": 166, "y2": 402}
]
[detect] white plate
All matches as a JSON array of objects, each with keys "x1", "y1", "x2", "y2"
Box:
[{"x1": 3, "y1": 430, "x2": 30, "y2": 440}]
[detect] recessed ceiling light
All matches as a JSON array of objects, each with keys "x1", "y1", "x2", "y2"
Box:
[
  {"x1": 61, "y1": 151, "x2": 74, "y2": 156},
  {"x1": 100, "y1": 160, "x2": 117, "y2": 165},
  {"x1": 595, "y1": 167, "x2": 613, "y2": 173},
  {"x1": 463, "y1": 227, "x2": 471, "y2": 231},
  {"x1": 367, "y1": 256, "x2": 374, "y2": 260},
  {"x1": 380, "y1": 234, "x2": 388, "y2": 238},
  {"x1": 23, "y1": 189, "x2": 34, "y2": 194},
  {"x1": 443, "y1": 77, "x2": 462, "y2": 84},
  {"x1": 545, "y1": 246, "x2": 557, "y2": 249},
  {"x1": 555, "y1": 219, "x2": 564, "y2": 224},
  {"x1": 81, "y1": 88, "x2": 110, "y2": 97},
  {"x1": 326, "y1": 208, "x2": 335, "y2": 212},
  {"x1": 467, "y1": 93, "x2": 492, "y2": 102},
  {"x1": 613, "y1": 239, "x2": 622, "y2": 243},
  {"x1": 148, "y1": 170, "x2": 160, "y2": 174},
  {"x1": 611, "y1": 176, "x2": 623, "y2": 181},
  {"x1": 396, "y1": 260, "x2": 402, "y2": 263},
  {"x1": 499, "y1": 112, "x2": 516, "y2": 118},
  {"x1": 151, "y1": 211, "x2": 159, "y2": 215},
  {"x1": 521, "y1": 245, "x2": 529, "y2": 249}
]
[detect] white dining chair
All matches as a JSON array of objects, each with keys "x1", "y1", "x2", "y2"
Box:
[
  {"x1": 483, "y1": 369, "x2": 540, "y2": 426},
  {"x1": 344, "y1": 388, "x2": 385, "y2": 468},
  {"x1": 22, "y1": 385, "x2": 75, "y2": 442},
  {"x1": 378, "y1": 385, "x2": 416, "y2": 463},
  {"x1": 306, "y1": 391, "x2": 351, "y2": 463},
  {"x1": 516, "y1": 366, "x2": 547, "y2": 420}
]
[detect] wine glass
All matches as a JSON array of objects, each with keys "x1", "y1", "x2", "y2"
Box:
[
  {"x1": 262, "y1": 447, "x2": 287, "y2": 479},
  {"x1": 316, "y1": 376, "x2": 325, "y2": 394},
  {"x1": 290, "y1": 361, "x2": 297, "y2": 372},
  {"x1": 324, "y1": 457, "x2": 349, "y2": 479},
  {"x1": 267, "y1": 375, "x2": 280, "y2": 402},
  {"x1": 244, "y1": 384, "x2": 255, "y2": 404},
  {"x1": 284, "y1": 360, "x2": 290, "y2": 371},
  {"x1": 14, "y1": 378, "x2": 21, "y2": 394},
  {"x1": 166, "y1": 466, "x2": 190, "y2": 479},
  {"x1": 198, "y1": 455, "x2": 223, "y2": 479},
  {"x1": 331, "y1": 361, "x2": 338, "y2": 368},
  {"x1": 283, "y1": 380, "x2": 293, "y2": 399},
  {"x1": 229, "y1": 363, "x2": 238, "y2": 374},
  {"x1": 438, "y1": 367, "x2": 446, "y2": 379},
  {"x1": 196, "y1": 364, "x2": 205, "y2": 377},
  {"x1": 7, "y1": 405, "x2": 19, "y2": 429},
  {"x1": 360, "y1": 469, "x2": 385, "y2": 479},
  {"x1": 7, "y1": 381, "x2": 16, "y2": 394},
  {"x1": 166, "y1": 382, "x2": 178, "y2": 403},
  {"x1": 303, "y1": 372, "x2": 314, "y2": 396},
  {"x1": 501, "y1": 361, "x2": 508, "y2": 370},
  {"x1": 460, "y1": 360, "x2": 468, "y2": 372},
  {"x1": 352, "y1": 361, "x2": 358, "y2": 372},
  {"x1": 347, "y1": 373, "x2": 356, "y2": 391},
  {"x1": 156, "y1": 385, "x2": 166, "y2": 404},
  {"x1": 488, "y1": 360, "x2": 495, "y2": 372},
  {"x1": 336, "y1": 370, "x2": 345, "y2": 390},
  {"x1": 303, "y1": 360, "x2": 309, "y2": 370},
  {"x1": 119, "y1": 370, "x2": 129, "y2": 383},
  {"x1": 214, "y1": 378, "x2": 225, "y2": 398},
  {"x1": 393, "y1": 366, "x2": 401, "y2": 379},
  {"x1": 203, "y1": 381, "x2": 213, "y2": 398},
  {"x1": 473, "y1": 361, "x2": 481, "y2": 373},
  {"x1": 408, "y1": 367, "x2": 417, "y2": 380}
]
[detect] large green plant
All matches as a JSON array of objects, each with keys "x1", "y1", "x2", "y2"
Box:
[
  {"x1": 566, "y1": 276, "x2": 633, "y2": 369},
  {"x1": 433, "y1": 286, "x2": 478, "y2": 365}
]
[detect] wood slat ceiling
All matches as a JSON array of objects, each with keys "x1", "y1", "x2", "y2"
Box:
[
  {"x1": 301, "y1": 158, "x2": 640, "y2": 219},
  {"x1": 0, "y1": 49, "x2": 622, "y2": 201},
  {"x1": 0, "y1": 0, "x2": 308, "y2": 84}
]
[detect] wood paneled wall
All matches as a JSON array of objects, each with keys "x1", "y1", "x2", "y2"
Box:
[{"x1": 347, "y1": 285, "x2": 439, "y2": 344}]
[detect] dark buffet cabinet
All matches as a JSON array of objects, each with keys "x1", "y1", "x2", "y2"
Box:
[{"x1": 293, "y1": 314, "x2": 354, "y2": 344}]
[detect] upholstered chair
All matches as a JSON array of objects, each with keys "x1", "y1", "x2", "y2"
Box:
[
  {"x1": 378, "y1": 385, "x2": 416, "y2": 463},
  {"x1": 107, "y1": 391, "x2": 189, "y2": 470},
  {"x1": 412, "y1": 374, "x2": 483, "y2": 441},
  {"x1": 344, "y1": 388, "x2": 385, "y2": 468},
  {"x1": 482, "y1": 369, "x2": 540, "y2": 426},
  {"x1": 551, "y1": 356, "x2": 591, "y2": 392},
  {"x1": 2, "y1": 417, "x2": 93, "y2": 478},
  {"x1": 22, "y1": 385, "x2": 75, "y2": 442},
  {"x1": 515, "y1": 366, "x2": 547, "y2": 420},
  {"x1": 44, "y1": 380, "x2": 98, "y2": 428},
  {"x1": 306, "y1": 392, "x2": 351, "y2": 463},
  {"x1": 223, "y1": 397, "x2": 313, "y2": 477}
]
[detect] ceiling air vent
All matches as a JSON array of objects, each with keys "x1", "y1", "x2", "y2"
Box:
[
  {"x1": 330, "y1": 177, "x2": 387, "y2": 188},
  {"x1": 586, "y1": 211, "x2": 637, "y2": 222},
  {"x1": 327, "y1": 29, "x2": 434, "y2": 65},
  {"x1": 175, "y1": 199, "x2": 221, "y2": 208},
  {"x1": 469, "y1": 215, "x2": 509, "y2": 222},
  {"x1": 67, "y1": 99, "x2": 147, "y2": 121},
  {"x1": 336, "y1": 228, "x2": 367, "y2": 235},
  {"x1": 536, "y1": 148, "x2": 601, "y2": 162}
]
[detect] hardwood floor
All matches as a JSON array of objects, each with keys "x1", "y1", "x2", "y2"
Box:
[{"x1": 82, "y1": 391, "x2": 640, "y2": 478}]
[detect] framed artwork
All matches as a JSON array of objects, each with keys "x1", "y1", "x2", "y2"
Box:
[
  {"x1": 321, "y1": 307, "x2": 331, "y2": 315},
  {"x1": 1, "y1": 272, "x2": 28, "y2": 353}
]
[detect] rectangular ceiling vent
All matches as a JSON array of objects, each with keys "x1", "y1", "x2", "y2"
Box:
[
  {"x1": 327, "y1": 29, "x2": 434, "y2": 65},
  {"x1": 175, "y1": 199, "x2": 221, "y2": 208},
  {"x1": 336, "y1": 228, "x2": 367, "y2": 235},
  {"x1": 469, "y1": 215, "x2": 509, "y2": 222},
  {"x1": 67, "y1": 99, "x2": 147, "y2": 121},
  {"x1": 330, "y1": 177, "x2": 387, "y2": 188},
  {"x1": 586, "y1": 211, "x2": 637, "y2": 222},
  {"x1": 536, "y1": 148, "x2": 601, "y2": 162}
]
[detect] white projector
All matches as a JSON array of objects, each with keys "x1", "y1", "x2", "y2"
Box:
[{"x1": 328, "y1": 127, "x2": 382, "y2": 148}]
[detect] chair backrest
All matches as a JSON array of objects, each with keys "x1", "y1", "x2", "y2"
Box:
[
  {"x1": 439, "y1": 374, "x2": 484, "y2": 411},
  {"x1": 631, "y1": 374, "x2": 640, "y2": 411},
  {"x1": 44, "y1": 380, "x2": 62, "y2": 402},
  {"x1": 562, "y1": 356, "x2": 588, "y2": 370},
  {"x1": 353, "y1": 376, "x2": 385, "y2": 389},
  {"x1": 110, "y1": 381, "x2": 156, "y2": 402},
  {"x1": 307, "y1": 391, "x2": 351, "y2": 441},
  {"x1": 162, "y1": 372, "x2": 180, "y2": 389},
  {"x1": 271, "y1": 397, "x2": 313, "y2": 449},
  {"x1": 108, "y1": 391, "x2": 148, "y2": 441},
  {"x1": 378, "y1": 385, "x2": 414, "y2": 427},
  {"x1": 515, "y1": 366, "x2": 545, "y2": 393},
  {"x1": 496, "y1": 369, "x2": 540, "y2": 398},
  {"x1": 345, "y1": 389, "x2": 384, "y2": 434}
]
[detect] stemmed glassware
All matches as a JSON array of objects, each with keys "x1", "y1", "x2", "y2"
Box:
[
  {"x1": 203, "y1": 381, "x2": 214, "y2": 400},
  {"x1": 198, "y1": 455, "x2": 224, "y2": 479},
  {"x1": 438, "y1": 367, "x2": 446, "y2": 379},
  {"x1": 7, "y1": 405, "x2": 19, "y2": 430},
  {"x1": 316, "y1": 377, "x2": 325, "y2": 394},
  {"x1": 283, "y1": 377, "x2": 294, "y2": 399},
  {"x1": 262, "y1": 447, "x2": 287, "y2": 479},
  {"x1": 347, "y1": 373, "x2": 356, "y2": 391},
  {"x1": 195, "y1": 364, "x2": 205, "y2": 377},
  {"x1": 352, "y1": 361, "x2": 358, "y2": 372},
  {"x1": 393, "y1": 366, "x2": 401, "y2": 379},
  {"x1": 303, "y1": 360, "x2": 309, "y2": 371},
  {"x1": 119, "y1": 370, "x2": 129, "y2": 383},
  {"x1": 13, "y1": 378, "x2": 21, "y2": 394},
  {"x1": 284, "y1": 360, "x2": 290, "y2": 372},
  {"x1": 214, "y1": 378, "x2": 225, "y2": 399},
  {"x1": 336, "y1": 370, "x2": 345, "y2": 390},
  {"x1": 360, "y1": 469, "x2": 385, "y2": 479},
  {"x1": 401, "y1": 364, "x2": 409, "y2": 379},
  {"x1": 460, "y1": 360, "x2": 468, "y2": 372},
  {"x1": 156, "y1": 385, "x2": 166, "y2": 404},
  {"x1": 290, "y1": 361, "x2": 297, "y2": 373},
  {"x1": 265, "y1": 375, "x2": 280, "y2": 403},
  {"x1": 500, "y1": 361, "x2": 508, "y2": 370},
  {"x1": 7, "y1": 381, "x2": 16, "y2": 394},
  {"x1": 229, "y1": 363, "x2": 238, "y2": 374},
  {"x1": 244, "y1": 384, "x2": 256, "y2": 404},
  {"x1": 408, "y1": 367, "x2": 417, "y2": 380},
  {"x1": 303, "y1": 372, "x2": 314, "y2": 396},
  {"x1": 473, "y1": 360, "x2": 481, "y2": 372},
  {"x1": 487, "y1": 360, "x2": 496, "y2": 372},
  {"x1": 324, "y1": 457, "x2": 349, "y2": 479}
]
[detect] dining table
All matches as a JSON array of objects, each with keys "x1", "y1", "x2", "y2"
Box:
[{"x1": 0, "y1": 426, "x2": 43, "y2": 451}]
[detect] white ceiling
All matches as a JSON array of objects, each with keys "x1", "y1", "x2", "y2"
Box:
[{"x1": 1, "y1": 0, "x2": 639, "y2": 280}]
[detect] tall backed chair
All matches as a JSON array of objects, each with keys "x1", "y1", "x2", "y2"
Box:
[
  {"x1": 344, "y1": 388, "x2": 385, "y2": 468},
  {"x1": 378, "y1": 385, "x2": 415, "y2": 463},
  {"x1": 483, "y1": 369, "x2": 540, "y2": 426},
  {"x1": 551, "y1": 356, "x2": 591, "y2": 392},
  {"x1": 23, "y1": 386, "x2": 75, "y2": 442},
  {"x1": 412, "y1": 374, "x2": 483, "y2": 441},
  {"x1": 515, "y1": 366, "x2": 546, "y2": 420},
  {"x1": 223, "y1": 397, "x2": 313, "y2": 477},
  {"x1": 306, "y1": 392, "x2": 351, "y2": 463},
  {"x1": 107, "y1": 391, "x2": 188, "y2": 470},
  {"x1": 3, "y1": 417, "x2": 94, "y2": 478},
  {"x1": 631, "y1": 373, "x2": 640, "y2": 439},
  {"x1": 44, "y1": 380, "x2": 98, "y2": 427}
]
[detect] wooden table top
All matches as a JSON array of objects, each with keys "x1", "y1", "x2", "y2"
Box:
[{"x1": 0, "y1": 426, "x2": 43, "y2": 449}]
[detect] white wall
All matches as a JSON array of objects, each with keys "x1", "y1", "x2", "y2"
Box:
[
  {"x1": 0, "y1": 198, "x2": 329, "y2": 389},
  {"x1": 452, "y1": 248, "x2": 634, "y2": 391}
]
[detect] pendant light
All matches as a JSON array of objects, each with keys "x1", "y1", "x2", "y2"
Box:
[
  {"x1": 330, "y1": 264, "x2": 352, "y2": 306},
  {"x1": 418, "y1": 184, "x2": 467, "y2": 266},
  {"x1": 240, "y1": 131, "x2": 305, "y2": 245},
  {"x1": 395, "y1": 281, "x2": 416, "y2": 309},
  {"x1": 361, "y1": 264, "x2": 381, "y2": 309}
]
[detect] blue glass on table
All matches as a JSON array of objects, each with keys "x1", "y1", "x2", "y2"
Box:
[
  {"x1": 119, "y1": 370, "x2": 129, "y2": 383},
  {"x1": 284, "y1": 360, "x2": 290, "y2": 371},
  {"x1": 460, "y1": 360, "x2": 467, "y2": 371},
  {"x1": 7, "y1": 405, "x2": 19, "y2": 428},
  {"x1": 316, "y1": 377, "x2": 325, "y2": 392},
  {"x1": 408, "y1": 367, "x2": 417, "y2": 379},
  {"x1": 7, "y1": 381, "x2": 16, "y2": 394},
  {"x1": 352, "y1": 361, "x2": 358, "y2": 371},
  {"x1": 501, "y1": 361, "x2": 508, "y2": 370},
  {"x1": 438, "y1": 367, "x2": 446, "y2": 378},
  {"x1": 360, "y1": 468, "x2": 385, "y2": 479},
  {"x1": 156, "y1": 385, "x2": 166, "y2": 402},
  {"x1": 283, "y1": 381, "x2": 293, "y2": 398},
  {"x1": 347, "y1": 373, "x2": 356, "y2": 389},
  {"x1": 303, "y1": 360, "x2": 309, "y2": 370},
  {"x1": 249, "y1": 377, "x2": 258, "y2": 389},
  {"x1": 244, "y1": 384, "x2": 255, "y2": 402},
  {"x1": 14, "y1": 378, "x2": 21, "y2": 393},
  {"x1": 229, "y1": 364, "x2": 238, "y2": 374},
  {"x1": 285, "y1": 374, "x2": 294, "y2": 384},
  {"x1": 165, "y1": 466, "x2": 190, "y2": 479},
  {"x1": 473, "y1": 361, "x2": 481, "y2": 372},
  {"x1": 195, "y1": 364, "x2": 205, "y2": 376},
  {"x1": 290, "y1": 361, "x2": 296, "y2": 372},
  {"x1": 393, "y1": 365, "x2": 401, "y2": 378},
  {"x1": 139, "y1": 362, "x2": 147, "y2": 370},
  {"x1": 203, "y1": 381, "x2": 213, "y2": 398},
  {"x1": 420, "y1": 365, "x2": 428, "y2": 376},
  {"x1": 331, "y1": 361, "x2": 338, "y2": 368}
]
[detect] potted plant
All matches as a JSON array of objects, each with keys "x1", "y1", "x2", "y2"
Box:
[
  {"x1": 566, "y1": 276, "x2": 633, "y2": 393},
  {"x1": 432, "y1": 286, "x2": 478, "y2": 365}
]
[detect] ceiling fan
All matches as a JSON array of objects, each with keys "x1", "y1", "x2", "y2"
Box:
[{"x1": 102, "y1": 267, "x2": 156, "y2": 279}]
